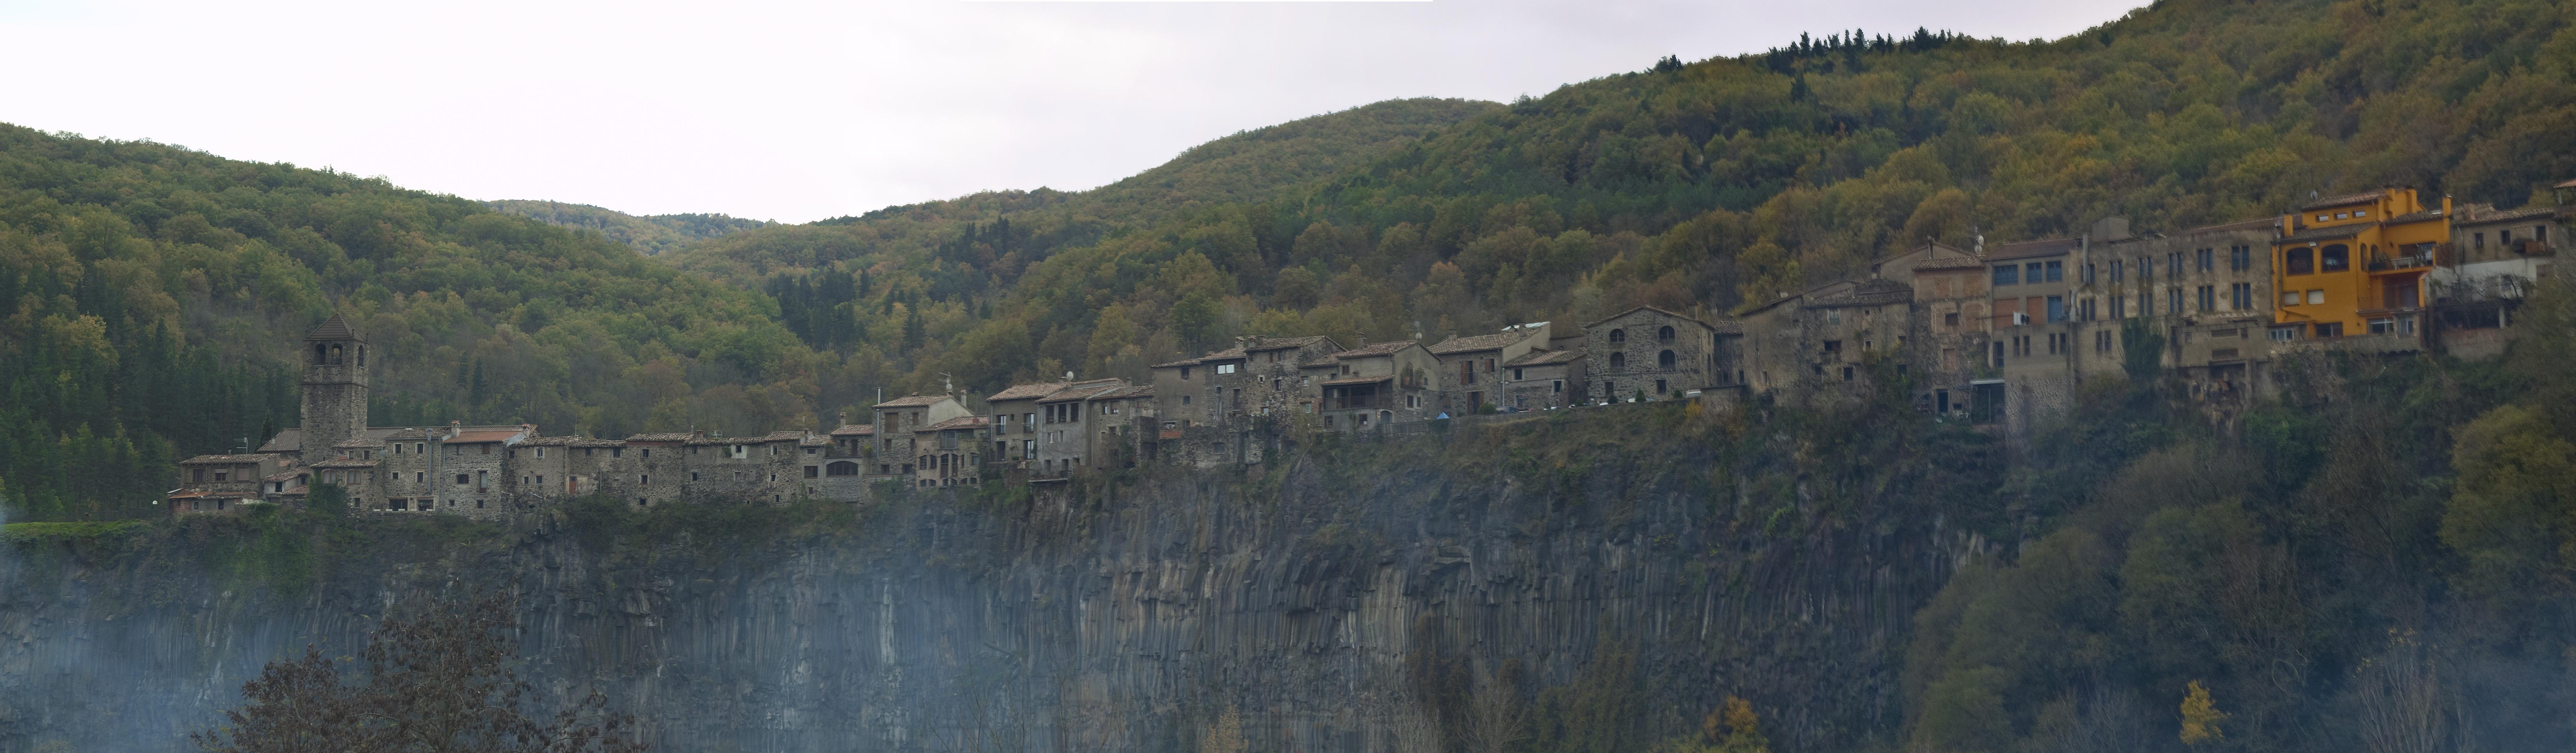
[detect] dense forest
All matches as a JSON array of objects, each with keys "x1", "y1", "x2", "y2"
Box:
[
  {"x1": 1, "y1": 0, "x2": 2575, "y2": 749},
  {"x1": 485, "y1": 200, "x2": 770, "y2": 256},
  {"x1": 0, "y1": 128, "x2": 817, "y2": 520},
  {"x1": 667, "y1": 0, "x2": 2576, "y2": 397},
  {"x1": 7, "y1": 0, "x2": 2569, "y2": 509}
]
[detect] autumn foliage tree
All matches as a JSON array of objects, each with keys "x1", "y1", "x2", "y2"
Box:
[{"x1": 190, "y1": 593, "x2": 647, "y2": 753}]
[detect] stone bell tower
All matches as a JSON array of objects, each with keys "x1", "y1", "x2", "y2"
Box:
[{"x1": 299, "y1": 313, "x2": 370, "y2": 459}]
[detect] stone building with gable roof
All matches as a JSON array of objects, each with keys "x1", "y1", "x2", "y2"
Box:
[
  {"x1": 1583, "y1": 306, "x2": 1730, "y2": 402},
  {"x1": 1428, "y1": 323, "x2": 1551, "y2": 413},
  {"x1": 1310, "y1": 339, "x2": 1439, "y2": 431},
  {"x1": 872, "y1": 394, "x2": 971, "y2": 477},
  {"x1": 1500, "y1": 348, "x2": 1586, "y2": 410},
  {"x1": 913, "y1": 416, "x2": 991, "y2": 488}
]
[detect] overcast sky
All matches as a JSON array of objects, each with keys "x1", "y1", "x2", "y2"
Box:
[{"x1": 2, "y1": 0, "x2": 2144, "y2": 223}]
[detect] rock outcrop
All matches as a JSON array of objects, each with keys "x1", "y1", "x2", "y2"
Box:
[{"x1": 0, "y1": 426, "x2": 1979, "y2": 752}]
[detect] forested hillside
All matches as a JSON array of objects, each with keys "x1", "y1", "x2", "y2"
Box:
[
  {"x1": 485, "y1": 199, "x2": 770, "y2": 256},
  {"x1": 682, "y1": 0, "x2": 2574, "y2": 398},
  {"x1": 3, "y1": 0, "x2": 2570, "y2": 516},
  {"x1": 0, "y1": 126, "x2": 823, "y2": 520}
]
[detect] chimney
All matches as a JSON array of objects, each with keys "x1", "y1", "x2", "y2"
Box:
[
  {"x1": 837, "y1": 411, "x2": 848, "y2": 427},
  {"x1": 1356, "y1": 331, "x2": 1368, "y2": 347}
]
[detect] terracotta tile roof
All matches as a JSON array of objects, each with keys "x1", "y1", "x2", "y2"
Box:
[
  {"x1": 332, "y1": 437, "x2": 385, "y2": 448},
  {"x1": 1914, "y1": 256, "x2": 1987, "y2": 271},
  {"x1": 263, "y1": 469, "x2": 306, "y2": 482},
  {"x1": 2387, "y1": 209, "x2": 2447, "y2": 224},
  {"x1": 2557, "y1": 178, "x2": 2576, "y2": 189},
  {"x1": 520, "y1": 436, "x2": 575, "y2": 446},
  {"x1": 801, "y1": 434, "x2": 830, "y2": 446},
  {"x1": 828, "y1": 424, "x2": 876, "y2": 436},
  {"x1": 1150, "y1": 357, "x2": 1203, "y2": 368},
  {"x1": 166, "y1": 490, "x2": 213, "y2": 499},
  {"x1": 2299, "y1": 189, "x2": 2389, "y2": 210},
  {"x1": 310, "y1": 457, "x2": 378, "y2": 469},
  {"x1": 1582, "y1": 305, "x2": 1711, "y2": 329},
  {"x1": 916, "y1": 416, "x2": 990, "y2": 432},
  {"x1": 1331, "y1": 340, "x2": 1420, "y2": 358},
  {"x1": 750, "y1": 431, "x2": 807, "y2": 443},
  {"x1": 1039, "y1": 384, "x2": 1121, "y2": 403},
  {"x1": 2456, "y1": 206, "x2": 2557, "y2": 225},
  {"x1": 1505, "y1": 348, "x2": 1584, "y2": 366},
  {"x1": 988, "y1": 382, "x2": 1070, "y2": 401},
  {"x1": 446, "y1": 429, "x2": 527, "y2": 444},
  {"x1": 874, "y1": 394, "x2": 955, "y2": 408},
  {"x1": 182, "y1": 454, "x2": 273, "y2": 464},
  {"x1": 624, "y1": 432, "x2": 699, "y2": 443},
  {"x1": 1245, "y1": 335, "x2": 1339, "y2": 352},
  {"x1": 1429, "y1": 330, "x2": 1535, "y2": 354},
  {"x1": 683, "y1": 435, "x2": 731, "y2": 445},
  {"x1": 1097, "y1": 385, "x2": 1155, "y2": 399},
  {"x1": 1322, "y1": 374, "x2": 1393, "y2": 386},
  {"x1": 1987, "y1": 237, "x2": 2080, "y2": 260},
  {"x1": 1196, "y1": 347, "x2": 1249, "y2": 361},
  {"x1": 565, "y1": 438, "x2": 625, "y2": 447},
  {"x1": 304, "y1": 313, "x2": 362, "y2": 341},
  {"x1": 2280, "y1": 224, "x2": 2367, "y2": 243}
]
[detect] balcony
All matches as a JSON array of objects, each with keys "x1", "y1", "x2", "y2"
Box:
[
  {"x1": 1323, "y1": 393, "x2": 1385, "y2": 411},
  {"x1": 2368, "y1": 254, "x2": 2432, "y2": 271}
]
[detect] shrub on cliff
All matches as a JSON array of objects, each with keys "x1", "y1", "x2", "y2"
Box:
[{"x1": 189, "y1": 593, "x2": 649, "y2": 753}]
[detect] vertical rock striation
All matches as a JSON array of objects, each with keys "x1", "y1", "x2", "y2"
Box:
[{"x1": 0, "y1": 438, "x2": 1976, "y2": 753}]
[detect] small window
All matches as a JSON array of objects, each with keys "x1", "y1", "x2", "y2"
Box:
[
  {"x1": 2045, "y1": 261, "x2": 2063, "y2": 282},
  {"x1": 1609, "y1": 352, "x2": 1626, "y2": 369},
  {"x1": 1216, "y1": 363, "x2": 1236, "y2": 375},
  {"x1": 1943, "y1": 312, "x2": 1959, "y2": 329},
  {"x1": 1657, "y1": 326, "x2": 1675, "y2": 342},
  {"x1": 1608, "y1": 329, "x2": 1627, "y2": 343},
  {"x1": 2320, "y1": 244, "x2": 2349, "y2": 271},
  {"x1": 2282, "y1": 290, "x2": 2302, "y2": 306},
  {"x1": 2286, "y1": 248, "x2": 2313, "y2": 275},
  {"x1": 1658, "y1": 350, "x2": 1676, "y2": 368},
  {"x1": 2307, "y1": 290, "x2": 2325, "y2": 305},
  {"x1": 1993, "y1": 266, "x2": 2018, "y2": 285}
]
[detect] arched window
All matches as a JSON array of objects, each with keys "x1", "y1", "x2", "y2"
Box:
[
  {"x1": 1658, "y1": 326, "x2": 1675, "y2": 342},
  {"x1": 827, "y1": 461, "x2": 859, "y2": 477},
  {"x1": 2320, "y1": 244, "x2": 2349, "y2": 271},
  {"x1": 357, "y1": 345, "x2": 366, "y2": 367},
  {"x1": 1379, "y1": 410, "x2": 1392, "y2": 424},
  {"x1": 327, "y1": 344, "x2": 343, "y2": 365},
  {"x1": 1659, "y1": 350, "x2": 1677, "y2": 368},
  {"x1": 1608, "y1": 329, "x2": 1626, "y2": 343},
  {"x1": 1609, "y1": 352, "x2": 1626, "y2": 369},
  {"x1": 313, "y1": 343, "x2": 327, "y2": 364},
  {"x1": 2286, "y1": 248, "x2": 2314, "y2": 275}
]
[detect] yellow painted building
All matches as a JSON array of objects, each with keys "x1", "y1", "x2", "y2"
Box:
[{"x1": 2270, "y1": 189, "x2": 2450, "y2": 341}]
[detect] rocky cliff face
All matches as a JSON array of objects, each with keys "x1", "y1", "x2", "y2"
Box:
[{"x1": 0, "y1": 418, "x2": 1983, "y2": 753}]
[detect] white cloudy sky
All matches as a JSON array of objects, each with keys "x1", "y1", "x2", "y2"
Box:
[{"x1": 1, "y1": 0, "x2": 2143, "y2": 223}]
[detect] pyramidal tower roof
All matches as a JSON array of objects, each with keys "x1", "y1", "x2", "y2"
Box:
[{"x1": 305, "y1": 313, "x2": 362, "y2": 341}]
